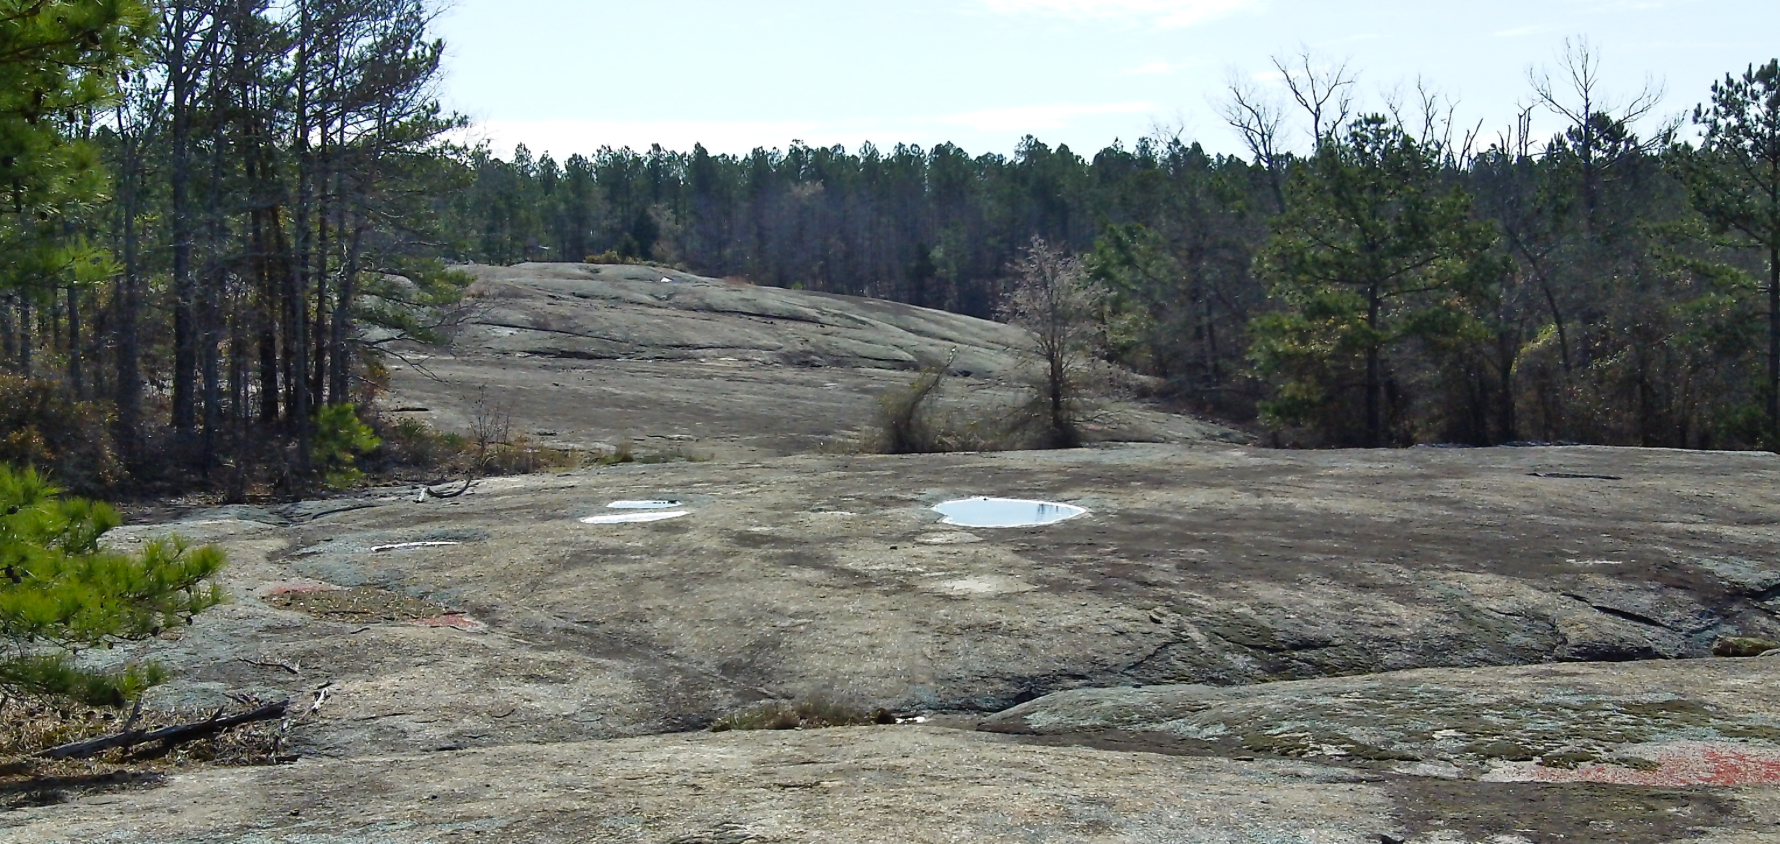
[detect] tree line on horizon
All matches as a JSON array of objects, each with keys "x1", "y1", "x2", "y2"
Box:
[
  {"x1": 1, "y1": 0, "x2": 1778, "y2": 500},
  {"x1": 444, "y1": 45, "x2": 1780, "y2": 452}
]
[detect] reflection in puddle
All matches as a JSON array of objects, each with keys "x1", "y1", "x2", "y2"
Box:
[
  {"x1": 579, "y1": 510, "x2": 690, "y2": 525},
  {"x1": 607, "y1": 500, "x2": 684, "y2": 509},
  {"x1": 932, "y1": 497, "x2": 1087, "y2": 528}
]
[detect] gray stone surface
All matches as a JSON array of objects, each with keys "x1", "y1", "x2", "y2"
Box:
[{"x1": 380, "y1": 263, "x2": 1244, "y2": 459}]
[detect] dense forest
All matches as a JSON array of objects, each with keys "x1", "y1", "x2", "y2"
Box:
[
  {"x1": 1, "y1": 0, "x2": 464, "y2": 493},
  {"x1": 2, "y1": 0, "x2": 1779, "y2": 497}
]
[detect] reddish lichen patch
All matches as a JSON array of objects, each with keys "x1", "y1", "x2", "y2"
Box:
[
  {"x1": 411, "y1": 613, "x2": 487, "y2": 632},
  {"x1": 1484, "y1": 742, "x2": 1780, "y2": 787}
]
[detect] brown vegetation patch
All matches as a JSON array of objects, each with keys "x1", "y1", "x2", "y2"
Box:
[
  {"x1": 709, "y1": 698, "x2": 893, "y2": 732},
  {"x1": 264, "y1": 585, "x2": 448, "y2": 623},
  {"x1": 1390, "y1": 779, "x2": 1733, "y2": 844},
  {"x1": 0, "y1": 698, "x2": 283, "y2": 810}
]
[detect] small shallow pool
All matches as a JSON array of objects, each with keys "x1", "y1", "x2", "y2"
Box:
[
  {"x1": 606, "y1": 500, "x2": 684, "y2": 510},
  {"x1": 931, "y1": 497, "x2": 1087, "y2": 528},
  {"x1": 579, "y1": 510, "x2": 690, "y2": 525}
]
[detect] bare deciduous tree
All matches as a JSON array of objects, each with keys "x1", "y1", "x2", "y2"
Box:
[
  {"x1": 1273, "y1": 47, "x2": 1357, "y2": 149},
  {"x1": 1000, "y1": 238, "x2": 1106, "y2": 448},
  {"x1": 1219, "y1": 70, "x2": 1288, "y2": 209}
]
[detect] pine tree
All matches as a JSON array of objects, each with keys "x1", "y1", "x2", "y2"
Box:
[
  {"x1": 0, "y1": 464, "x2": 225, "y2": 706},
  {"x1": 1680, "y1": 59, "x2": 1780, "y2": 446},
  {"x1": 0, "y1": 0, "x2": 148, "y2": 308},
  {"x1": 1250, "y1": 116, "x2": 1498, "y2": 447}
]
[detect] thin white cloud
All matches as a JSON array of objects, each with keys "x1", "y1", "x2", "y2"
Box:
[
  {"x1": 978, "y1": 0, "x2": 1255, "y2": 28},
  {"x1": 1126, "y1": 60, "x2": 1181, "y2": 75}
]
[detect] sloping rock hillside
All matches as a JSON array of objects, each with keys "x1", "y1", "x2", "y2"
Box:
[{"x1": 381, "y1": 263, "x2": 1241, "y2": 457}]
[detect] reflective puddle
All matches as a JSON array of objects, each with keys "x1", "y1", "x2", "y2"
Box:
[
  {"x1": 370, "y1": 541, "x2": 463, "y2": 553},
  {"x1": 579, "y1": 510, "x2": 690, "y2": 525},
  {"x1": 931, "y1": 497, "x2": 1086, "y2": 528},
  {"x1": 607, "y1": 500, "x2": 684, "y2": 510}
]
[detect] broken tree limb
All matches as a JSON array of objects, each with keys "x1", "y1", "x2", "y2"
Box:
[
  {"x1": 427, "y1": 478, "x2": 474, "y2": 499},
  {"x1": 237, "y1": 657, "x2": 301, "y2": 675},
  {"x1": 36, "y1": 700, "x2": 290, "y2": 760}
]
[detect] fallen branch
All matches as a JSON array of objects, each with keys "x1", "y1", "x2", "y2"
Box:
[
  {"x1": 426, "y1": 478, "x2": 474, "y2": 499},
  {"x1": 271, "y1": 685, "x2": 333, "y2": 760},
  {"x1": 36, "y1": 700, "x2": 290, "y2": 761},
  {"x1": 237, "y1": 657, "x2": 301, "y2": 675}
]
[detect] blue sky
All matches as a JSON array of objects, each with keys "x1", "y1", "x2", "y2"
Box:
[{"x1": 433, "y1": 0, "x2": 1776, "y2": 161}]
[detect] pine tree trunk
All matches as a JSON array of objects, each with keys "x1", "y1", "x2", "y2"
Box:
[
  {"x1": 330, "y1": 210, "x2": 367, "y2": 404},
  {"x1": 1365, "y1": 286, "x2": 1382, "y2": 448},
  {"x1": 169, "y1": 13, "x2": 197, "y2": 450},
  {"x1": 0, "y1": 293, "x2": 13, "y2": 368},
  {"x1": 1769, "y1": 242, "x2": 1778, "y2": 448},
  {"x1": 113, "y1": 129, "x2": 142, "y2": 461},
  {"x1": 202, "y1": 84, "x2": 229, "y2": 471},
  {"x1": 66, "y1": 286, "x2": 82, "y2": 397},
  {"x1": 18, "y1": 299, "x2": 31, "y2": 376},
  {"x1": 288, "y1": 0, "x2": 314, "y2": 474}
]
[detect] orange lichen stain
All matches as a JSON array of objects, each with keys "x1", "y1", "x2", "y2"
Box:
[
  {"x1": 1490, "y1": 742, "x2": 1780, "y2": 787},
  {"x1": 411, "y1": 613, "x2": 487, "y2": 632}
]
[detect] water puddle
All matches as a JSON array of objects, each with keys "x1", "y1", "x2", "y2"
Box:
[
  {"x1": 579, "y1": 510, "x2": 690, "y2": 525},
  {"x1": 607, "y1": 500, "x2": 684, "y2": 510},
  {"x1": 370, "y1": 541, "x2": 463, "y2": 553},
  {"x1": 932, "y1": 497, "x2": 1086, "y2": 528}
]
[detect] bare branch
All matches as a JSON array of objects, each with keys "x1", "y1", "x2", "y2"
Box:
[{"x1": 1273, "y1": 46, "x2": 1358, "y2": 148}]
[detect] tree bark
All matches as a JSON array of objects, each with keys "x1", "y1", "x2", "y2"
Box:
[
  {"x1": 1365, "y1": 285, "x2": 1382, "y2": 448},
  {"x1": 112, "y1": 116, "x2": 142, "y2": 461},
  {"x1": 66, "y1": 286, "x2": 81, "y2": 397},
  {"x1": 169, "y1": 4, "x2": 198, "y2": 449},
  {"x1": 1769, "y1": 241, "x2": 1778, "y2": 448}
]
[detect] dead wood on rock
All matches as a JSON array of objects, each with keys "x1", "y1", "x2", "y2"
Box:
[{"x1": 36, "y1": 700, "x2": 290, "y2": 761}]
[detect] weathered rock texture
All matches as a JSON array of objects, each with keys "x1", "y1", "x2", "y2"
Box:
[
  {"x1": 62, "y1": 444, "x2": 1780, "y2": 757},
  {"x1": 382, "y1": 263, "x2": 1242, "y2": 458},
  {"x1": 983, "y1": 658, "x2": 1780, "y2": 784}
]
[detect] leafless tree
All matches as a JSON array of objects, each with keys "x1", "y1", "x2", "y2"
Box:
[
  {"x1": 1273, "y1": 47, "x2": 1358, "y2": 148},
  {"x1": 1000, "y1": 238, "x2": 1106, "y2": 447},
  {"x1": 1528, "y1": 36, "x2": 1667, "y2": 219},
  {"x1": 1219, "y1": 70, "x2": 1287, "y2": 209},
  {"x1": 1383, "y1": 77, "x2": 1484, "y2": 166}
]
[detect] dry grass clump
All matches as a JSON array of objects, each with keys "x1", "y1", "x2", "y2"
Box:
[
  {"x1": 709, "y1": 698, "x2": 894, "y2": 732},
  {"x1": 861, "y1": 357, "x2": 1074, "y2": 455},
  {"x1": 582, "y1": 251, "x2": 684, "y2": 271},
  {"x1": 373, "y1": 415, "x2": 585, "y2": 478},
  {"x1": 0, "y1": 696, "x2": 286, "y2": 809}
]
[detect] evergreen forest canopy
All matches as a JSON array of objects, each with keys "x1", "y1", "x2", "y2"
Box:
[{"x1": 0, "y1": 0, "x2": 1777, "y2": 497}]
